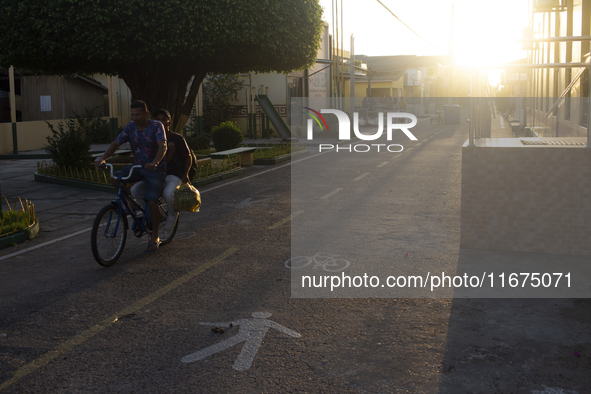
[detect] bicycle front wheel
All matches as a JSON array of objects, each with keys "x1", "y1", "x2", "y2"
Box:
[
  {"x1": 284, "y1": 256, "x2": 311, "y2": 269},
  {"x1": 91, "y1": 204, "x2": 128, "y2": 267}
]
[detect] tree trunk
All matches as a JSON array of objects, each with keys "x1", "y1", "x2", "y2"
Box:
[{"x1": 119, "y1": 61, "x2": 207, "y2": 136}]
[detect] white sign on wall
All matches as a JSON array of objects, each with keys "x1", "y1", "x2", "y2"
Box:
[{"x1": 40, "y1": 95, "x2": 51, "y2": 112}]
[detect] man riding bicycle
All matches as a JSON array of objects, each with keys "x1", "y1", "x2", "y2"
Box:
[{"x1": 94, "y1": 100, "x2": 167, "y2": 253}]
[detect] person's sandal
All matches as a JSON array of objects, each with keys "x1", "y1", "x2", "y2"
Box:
[{"x1": 145, "y1": 240, "x2": 160, "y2": 253}]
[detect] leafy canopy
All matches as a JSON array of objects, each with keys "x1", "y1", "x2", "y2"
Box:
[
  {"x1": 0, "y1": 0, "x2": 324, "y2": 134},
  {"x1": 0, "y1": 0, "x2": 324, "y2": 75},
  {"x1": 203, "y1": 74, "x2": 246, "y2": 109}
]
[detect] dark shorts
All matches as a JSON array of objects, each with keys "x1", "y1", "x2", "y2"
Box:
[{"x1": 113, "y1": 165, "x2": 166, "y2": 203}]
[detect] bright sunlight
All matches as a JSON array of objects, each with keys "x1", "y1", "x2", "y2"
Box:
[{"x1": 318, "y1": 0, "x2": 530, "y2": 67}]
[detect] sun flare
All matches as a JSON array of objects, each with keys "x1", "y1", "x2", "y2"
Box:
[
  {"x1": 451, "y1": 0, "x2": 529, "y2": 67},
  {"x1": 318, "y1": 0, "x2": 530, "y2": 69}
]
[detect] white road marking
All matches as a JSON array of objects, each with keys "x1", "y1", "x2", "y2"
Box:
[
  {"x1": 268, "y1": 210, "x2": 304, "y2": 230},
  {"x1": 222, "y1": 198, "x2": 272, "y2": 209},
  {"x1": 202, "y1": 149, "x2": 331, "y2": 193},
  {"x1": 285, "y1": 252, "x2": 350, "y2": 272},
  {"x1": 0, "y1": 227, "x2": 92, "y2": 262},
  {"x1": 181, "y1": 312, "x2": 300, "y2": 371},
  {"x1": 377, "y1": 162, "x2": 389, "y2": 168},
  {"x1": 353, "y1": 173, "x2": 369, "y2": 181},
  {"x1": 320, "y1": 188, "x2": 343, "y2": 200}
]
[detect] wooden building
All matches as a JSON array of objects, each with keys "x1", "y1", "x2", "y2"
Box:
[{"x1": 19, "y1": 74, "x2": 107, "y2": 121}]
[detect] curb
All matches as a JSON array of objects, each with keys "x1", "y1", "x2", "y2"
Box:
[
  {"x1": 0, "y1": 220, "x2": 40, "y2": 250},
  {"x1": 34, "y1": 173, "x2": 115, "y2": 194},
  {"x1": 191, "y1": 167, "x2": 247, "y2": 188},
  {"x1": 253, "y1": 149, "x2": 309, "y2": 165},
  {"x1": 35, "y1": 168, "x2": 248, "y2": 192},
  {"x1": 0, "y1": 150, "x2": 104, "y2": 161}
]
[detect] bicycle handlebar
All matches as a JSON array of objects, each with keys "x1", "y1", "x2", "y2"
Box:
[{"x1": 100, "y1": 163, "x2": 142, "y2": 181}]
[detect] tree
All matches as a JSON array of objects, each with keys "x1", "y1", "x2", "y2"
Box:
[
  {"x1": 202, "y1": 74, "x2": 245, "y2": 129},
  {"x1": 0, "y1": 0, "x2": 323, "y2": 134}
]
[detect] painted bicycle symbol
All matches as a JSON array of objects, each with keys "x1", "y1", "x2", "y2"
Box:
[{"x1": 284, "y1": 252, "x2": 350, "y2": 272}]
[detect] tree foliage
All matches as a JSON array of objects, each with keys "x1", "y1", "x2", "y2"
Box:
[
  {"x1": 203, "y1": 74, "x2": 245, "y2": 128},
  {"x1": 0, "y1": 0, "x2": 324, "y2": 134}
]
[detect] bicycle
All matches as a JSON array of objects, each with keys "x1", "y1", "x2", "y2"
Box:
[
  {"x1": 90, "y1": 164, "x2": 179, "y2": 266},
  {"x1": 284, "y1": 252, "x2": 350, "y2": 272}
]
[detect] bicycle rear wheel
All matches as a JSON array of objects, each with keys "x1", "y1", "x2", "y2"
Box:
[
  {"x1": 323, "y1": 258, "x2": 350, "y2": 272},
  {"x1": 158, "y1": 204, "x2": 179, "y2": 245},
  {"x1": 91, "y1": 204, "x2": 128, "y2": 266}
]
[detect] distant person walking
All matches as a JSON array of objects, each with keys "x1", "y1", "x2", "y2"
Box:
[
  {"x1": 386, "y1": 94, "x2": 394, "y2": 110},
  {"x1": 508, "y1": 94, "x2": 516, "y2": 116},
  {"x1": 398, "y1": 98, "x2": 407, "y2": 111}
]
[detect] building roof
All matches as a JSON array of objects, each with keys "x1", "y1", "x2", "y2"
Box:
[
  {"x1": 356, "y1": 55, "x2": 449, "y2": 81},
  {"x1": 67, "y1": 74, "x2": 108, "y2": 92},
  {"x1": 0, "y1": 69, "x2": 108, "y2": 92}
]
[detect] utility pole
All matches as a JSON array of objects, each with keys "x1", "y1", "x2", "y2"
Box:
[
  {"x1": 9, "y1": 66, "x2": 18, "y2": 154},
  {"x1": 350, "y1": 34, "x2": 355, "y2": 115}
]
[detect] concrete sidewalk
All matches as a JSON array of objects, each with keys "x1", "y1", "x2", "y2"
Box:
[
  {"x1": 0, "y1": 158, "x2": 112, "y2": 253},
  {"x1": 490, "y1": 111, "x2": 516, "y2": 138}
]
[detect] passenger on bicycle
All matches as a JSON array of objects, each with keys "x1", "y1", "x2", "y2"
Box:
[
  {"x1": 94, "y1": 100, "x2": 167, "y2": 253},
  {"x1": 131, "y1": 108, "x2": 192, "y2": 238}
]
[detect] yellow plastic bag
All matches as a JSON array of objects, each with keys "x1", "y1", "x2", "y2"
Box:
[{"x1": 174, "y1": 183, "x2": 201, "y2": 212}]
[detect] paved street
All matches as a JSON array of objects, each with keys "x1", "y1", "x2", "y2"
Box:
[{"x1": 1, "y1": 113, "x2": 590, "y2": 393}]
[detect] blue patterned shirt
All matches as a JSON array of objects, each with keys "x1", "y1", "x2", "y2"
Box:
[{"x1": 116, "y1": 119, "x2": 167, "y2": 173}]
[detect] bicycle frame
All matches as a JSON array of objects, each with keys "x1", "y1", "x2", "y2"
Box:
[
  {"x1": 102, "y1": 164, "x2": 152, "y2": 235},
  {"x1": 118, "y1": 187, "x2": 151, "y2": 234}
]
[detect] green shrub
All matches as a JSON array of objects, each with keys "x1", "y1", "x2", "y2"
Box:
[
  {"x1": 186, "y1": 135, "x2": 211, "y2": 151},
  {"x1": 73, "y1": 106, "x2": 111, "y2": 144},
  {"x1": 0, "y1": 210, "x2": 29, "y2": 235},
  {"x1": 210, "y1": 121, "x2": 244, "y2": 152},
  {"x1": 45, "y1": 120, "x2": 92, "y2": 169}
]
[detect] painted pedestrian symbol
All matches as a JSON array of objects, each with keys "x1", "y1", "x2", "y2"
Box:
[{"x1": 181, "y1": 312, "x2": 301, "y2": 371}]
